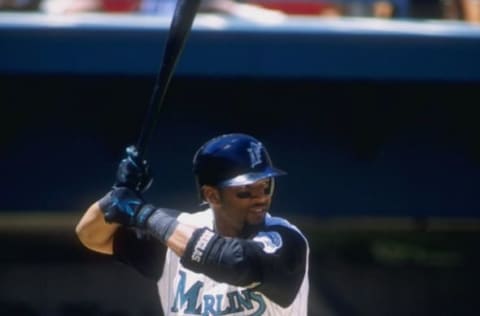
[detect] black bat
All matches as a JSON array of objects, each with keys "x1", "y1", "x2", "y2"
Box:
[{"x1": 134, "y1": 0, "x2": 202, "y2": 160}]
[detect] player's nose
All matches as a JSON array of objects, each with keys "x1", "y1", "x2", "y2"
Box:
[{"x1": 249, "y1": 189, "x2": 271, "y2": 202}]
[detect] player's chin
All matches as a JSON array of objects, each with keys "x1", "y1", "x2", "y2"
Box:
[{"x1": 247, "y1": 209, "x2": 267, "y2": 225}]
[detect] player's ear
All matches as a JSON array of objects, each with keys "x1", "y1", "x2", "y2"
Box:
[{"x1": 203, "y1": 186, "x2": 221, "y2": 205}]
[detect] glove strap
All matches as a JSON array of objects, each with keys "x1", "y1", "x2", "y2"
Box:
[{"x1": 135, "y1": 204, "x2": 157, "y2": 227}]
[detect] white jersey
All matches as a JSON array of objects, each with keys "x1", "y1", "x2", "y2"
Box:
[{"x1": 157, "y1": 208, "x2": 310, "y2": 316}]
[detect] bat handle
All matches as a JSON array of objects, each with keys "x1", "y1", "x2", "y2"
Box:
[{"x1": 125, "y1": 145, "x2": 142, "y2": 165}]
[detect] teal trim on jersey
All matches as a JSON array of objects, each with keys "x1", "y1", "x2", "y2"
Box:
[{"x1": 264, "y1": 214, "x2": 305, "y2": 239}]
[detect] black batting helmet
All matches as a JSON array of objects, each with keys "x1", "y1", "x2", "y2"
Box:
[{"x1": 193, "y1": 133, "x2": 286, "y2": 189}]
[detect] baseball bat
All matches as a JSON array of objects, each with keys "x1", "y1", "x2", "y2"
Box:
[{"x1": 134, "y1": 0, "x2": 202, "y2": 160}]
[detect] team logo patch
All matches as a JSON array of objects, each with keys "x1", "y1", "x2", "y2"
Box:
[
  {"x1": 253, "y1": 231, "x2": 283, "y2": 254},
  {"x1": 247, "y1": 141, "x2": 263, "y2": 168}
]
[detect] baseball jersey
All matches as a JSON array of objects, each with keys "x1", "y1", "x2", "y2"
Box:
[{"x1": 114, "y1": 208, "x2": 309, "y2": 316}]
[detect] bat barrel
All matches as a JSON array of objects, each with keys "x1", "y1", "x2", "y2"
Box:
[{"x1": 135, "y1": 0, "x2": 203, "y2": 160}]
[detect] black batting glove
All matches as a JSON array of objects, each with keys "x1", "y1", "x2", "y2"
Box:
[
  {"x1": 114, "y1": 145, "x2": 153, "y2": 193},
  {"x1": 98, "y1": 187, "x2": 157, "y2": 228}
]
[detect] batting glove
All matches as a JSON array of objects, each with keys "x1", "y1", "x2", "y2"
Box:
[
  {"x1": 98, "y1": 187, "x2": 157, "y2": 228},
  {"x1": 114, "y1": 145, "x2": 153, "y2": 193}
]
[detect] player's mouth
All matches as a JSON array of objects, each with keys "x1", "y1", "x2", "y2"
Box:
[{"x1": 249, "y1": 207, "x2": 267, "y2": 218}]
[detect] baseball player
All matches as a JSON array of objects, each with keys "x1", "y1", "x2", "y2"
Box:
[{"x1": 76, "y1": 133, "x2": 309, "y2": 315}]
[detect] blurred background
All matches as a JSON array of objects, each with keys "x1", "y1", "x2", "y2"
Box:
[
  {"x1": 1, "y1": 0, "x2": 480, "y2": 21},
  {"x1": 1, "y1": 0, "x2": 480, "y2": 315}
]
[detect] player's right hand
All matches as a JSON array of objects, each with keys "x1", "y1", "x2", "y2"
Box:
[{"x1": 113, "y1": 145, "x2": 153, "y2": 193}]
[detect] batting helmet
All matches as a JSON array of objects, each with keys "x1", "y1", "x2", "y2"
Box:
[{"x1": 193, "y1": 133, "x2": 286, "y2": 188}]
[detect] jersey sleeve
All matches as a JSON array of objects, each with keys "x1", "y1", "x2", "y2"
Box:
[
  {"x1": 250, "y1": 225, "x2": 308, "y2": 307},
  {"x1": 180, "y1": 224, "x2": 308, "y2": 307},
  {"x1": 113, "y1": 227, "x2": 168, "y2": 281}
]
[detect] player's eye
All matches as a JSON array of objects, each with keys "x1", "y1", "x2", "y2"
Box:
[
  {"x1": 235, "y1": 191, "x2": 253, "y2": 199},
  {"x1": 235, "y1": 180, "x2": 273, "y2": 199}
]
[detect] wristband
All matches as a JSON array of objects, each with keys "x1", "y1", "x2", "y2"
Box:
[{"x1": 145, "y1": 207, "x2": 180, "y2": 243}]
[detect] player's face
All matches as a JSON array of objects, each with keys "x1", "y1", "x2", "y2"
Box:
[{"x1": 217, "y1": 178, "x2": 273, "y2": 229}]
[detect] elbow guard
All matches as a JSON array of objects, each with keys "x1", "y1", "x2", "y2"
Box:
[{"x1": 180, "y1": 227, "x2": 261, "y2": 286}]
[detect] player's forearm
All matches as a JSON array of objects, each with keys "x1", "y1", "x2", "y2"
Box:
[
  {"x1": 143, "y1": 210, "x2": 258, "y2": 285},
  {"x1": 141, "y1": 207, "x2": 194, "y2": 256},
  {"x1": 142, "y1": 208, "x2": 260, "y2": 285},
  {"x1": 165, "y1": 223, "x2": 196, "y2": 257},
  {"x1": 75, "y1": 201, "x2": 120, "y2": 255}
]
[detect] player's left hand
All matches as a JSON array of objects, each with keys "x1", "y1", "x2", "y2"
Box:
[
  {"x1": 98, "y1": 187, "x2": 156, "y2": 228},
  {"x1": 114, "y1": 145, "x2": 153, "y2": 193}
]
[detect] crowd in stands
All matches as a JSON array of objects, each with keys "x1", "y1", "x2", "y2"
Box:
[{"x1": 0, "y1": 0, "x2": 479, "y2": 23}]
